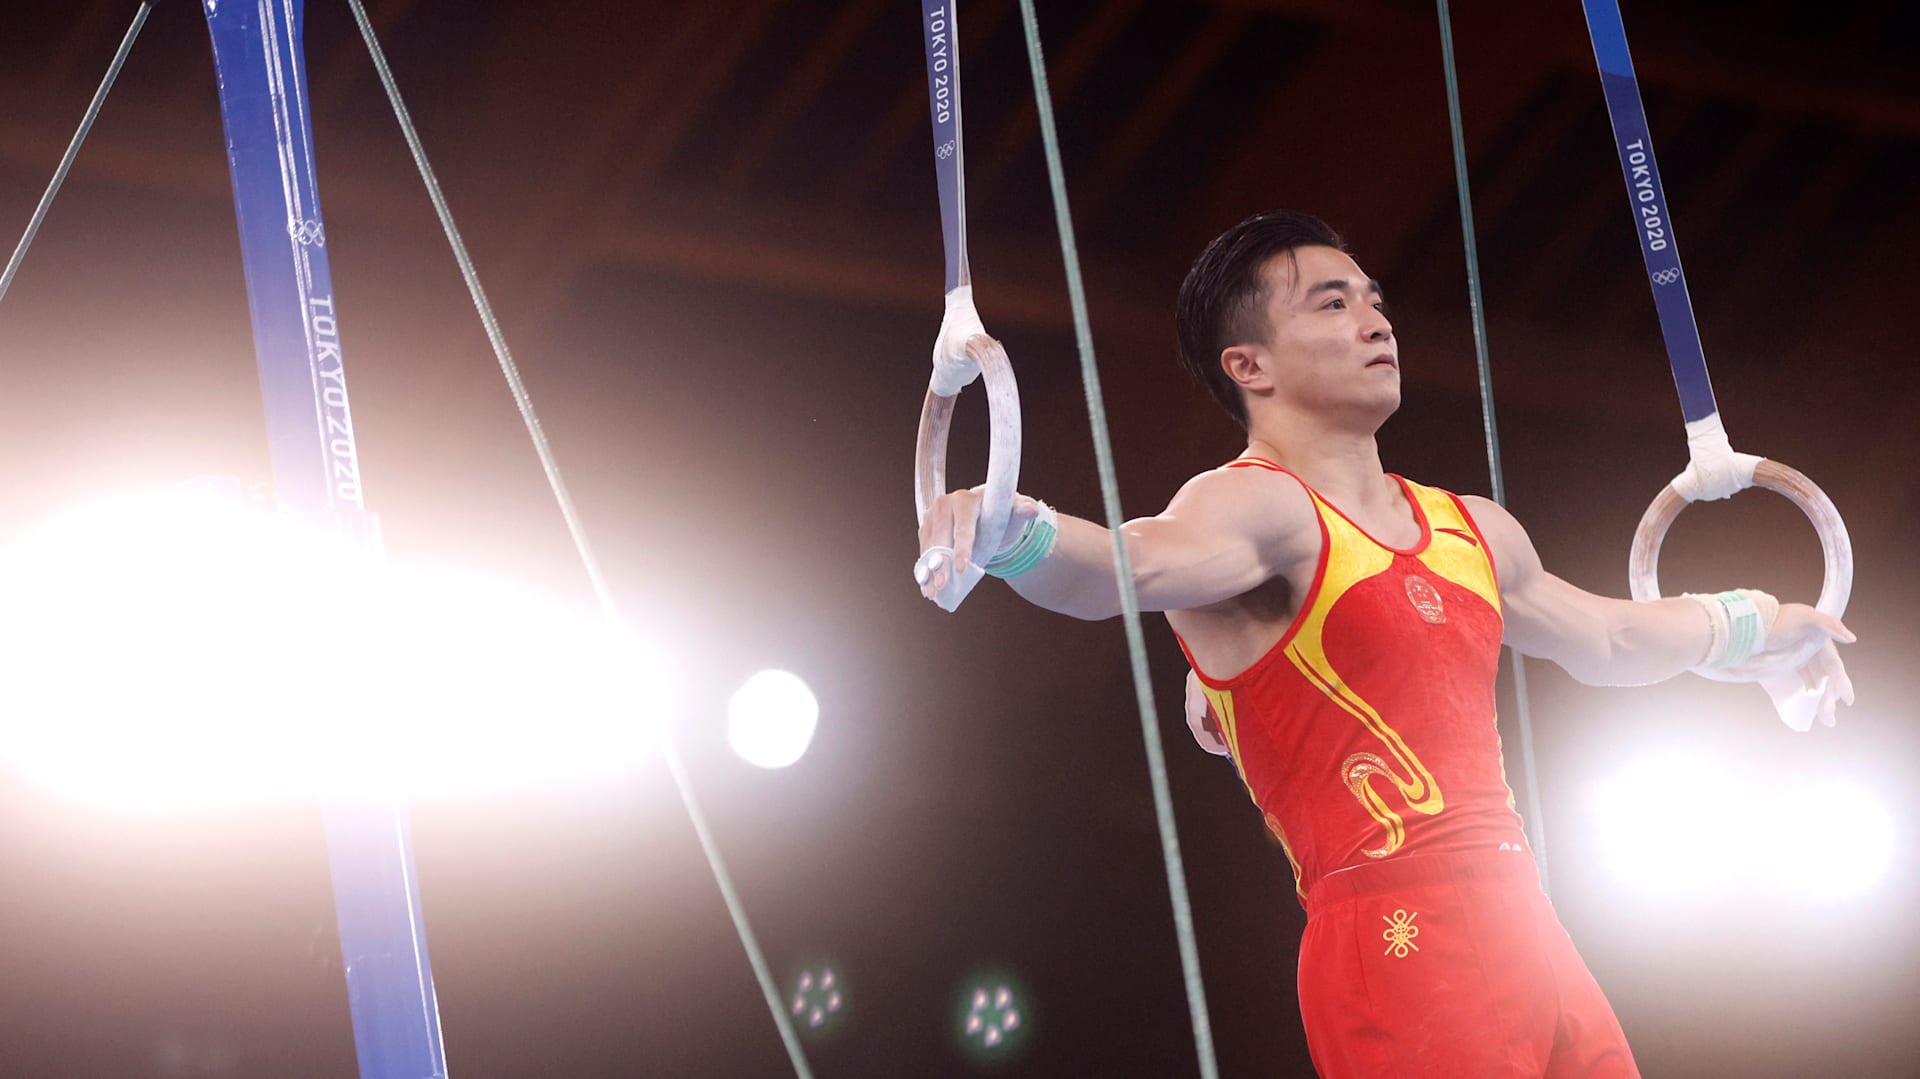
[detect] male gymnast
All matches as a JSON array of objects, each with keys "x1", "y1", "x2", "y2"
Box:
[{"x1": 914, "y1": 210, "x2": 1855, "y2": 1077}]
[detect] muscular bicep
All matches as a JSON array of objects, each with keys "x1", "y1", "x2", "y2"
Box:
[
  {"x1": 1501, "y1": 566, "x2": 1620, "y2": 672},
  {"x1": 1122, "y1": 468, "x2": 1317, "y2": 612},
  {"x1": 1464, "y1": 495, "x2": 1708, "y2": 685},
  {"x1": 1005, "y1": 465, "x2": 1318, "y2": 620},
  {"x1": 1463, "y1": 495, "x2": 1615, "y2": 667}
]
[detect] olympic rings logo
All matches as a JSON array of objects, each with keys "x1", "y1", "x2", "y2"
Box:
[
  {"x1": 288, "y1": 218, "x2": 327, "y2": 247},
  {"x1": 936, "y1": 140, "x2": 956, "y2": 160},
  {"x1": 1650, "y1": 268, "x2": 1680, "y2": 286}
]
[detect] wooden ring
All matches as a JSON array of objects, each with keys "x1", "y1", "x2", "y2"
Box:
[
  {"x1": 1628, "y1": 458, "x2": 1852, "y2": 676},
  {"x1": 915, "y1": 333, "x2": 1022, "y2": 575}
]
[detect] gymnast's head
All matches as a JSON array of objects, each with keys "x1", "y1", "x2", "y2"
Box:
[{"x1": 1176, "y1": 210, "x2": 1398, "y2": 433}]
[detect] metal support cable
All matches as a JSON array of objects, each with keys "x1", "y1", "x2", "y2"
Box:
[
  {"x1": 343, "y1": 2, "x2": 813, "y2": 1074},
  {"x1": 1015, "y1": 3, "x2": 1220, "y2": 1075},
  {"x1": 0, "y1": 2, "x2": 152, "y2": 314},
  {"x1": 1436, "y1": 0, "x2": 1549, "y2": 895}
]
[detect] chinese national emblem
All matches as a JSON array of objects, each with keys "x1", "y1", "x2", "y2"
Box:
[{"x1": 1404, "y1": 574, "x2": 1446, "y2": 624}]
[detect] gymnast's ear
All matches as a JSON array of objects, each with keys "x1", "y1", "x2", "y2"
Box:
[{"x1": 1219, "y1": 344, "x2": 1272, "y2": 393}]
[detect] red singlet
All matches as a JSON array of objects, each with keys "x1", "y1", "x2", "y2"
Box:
[
  {"x1": 1179, "y1": 459, "x2": 1529, "y2": 898},
  {"x1": 1180, "y1": 459, "x2": 1638, "y2": 1077}
]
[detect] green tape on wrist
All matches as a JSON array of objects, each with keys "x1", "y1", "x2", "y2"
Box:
[
  {"x1": 1714, "y1": 590, "x2": 1763, "y2": 668},
  {"x1": 985, "y1": 516, "x2": 1036, "y2": 569},
  {"x1": 985, "y1": 499, "x2": 1058, "y2": 579}
]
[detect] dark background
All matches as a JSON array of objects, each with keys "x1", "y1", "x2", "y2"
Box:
[{"x1": 1, "y1": 1, "x2": 1916, "y2": 1076}]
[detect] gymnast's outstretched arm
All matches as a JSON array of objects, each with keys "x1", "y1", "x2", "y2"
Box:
[
  {"x1": 1463, "y1": 495, "x2": 1856, "y2": 723},
  {"x1": 915, "y1": 464, "x2": 1318, "y2": 621}
]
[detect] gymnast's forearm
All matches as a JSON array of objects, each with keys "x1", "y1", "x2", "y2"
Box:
[
  {"x1": 1545, "y1": 594, "x2": 1712, "y2": 687},
  {"x1": 1003, "y1": 513, "x2": 1131, "y2": 620}
]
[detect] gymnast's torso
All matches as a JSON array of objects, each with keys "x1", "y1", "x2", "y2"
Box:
[{"x1": 1171, "y1": 458, "x2": 1531, "y2": 900}]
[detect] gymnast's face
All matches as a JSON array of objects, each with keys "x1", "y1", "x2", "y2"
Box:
[{"x1": 1240, "y1": 245, "x2": 1399, "y2": 426}]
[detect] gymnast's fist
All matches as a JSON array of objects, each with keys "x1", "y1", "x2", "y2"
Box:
[{"x1": 916, "y1": 485, "x2": 1040, "y2": 600}]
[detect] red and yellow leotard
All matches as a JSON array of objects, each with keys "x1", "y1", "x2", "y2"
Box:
[{"x1": 1178, "y1": 458, "x2": 1529, "y2": 902}]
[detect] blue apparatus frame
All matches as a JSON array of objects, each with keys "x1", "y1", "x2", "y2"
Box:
[{"x1": 202, "y1": 2, "x2": 449, "y2": 1076}]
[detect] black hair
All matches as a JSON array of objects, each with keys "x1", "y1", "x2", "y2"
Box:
[{"x1": 1174, "y1": 210, "x2": 1346, "y2": 427}]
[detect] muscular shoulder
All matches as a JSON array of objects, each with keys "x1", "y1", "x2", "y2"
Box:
[
  {"x1": 1162, "y1": 463, "x2": 1321, "y2": 570},
  {"x1": 1158, "y1": 465, "x2": 1321, "y2": 651},
  {"x1": 1458, "y1": 495, "x2": 1544, "y2": 587}
]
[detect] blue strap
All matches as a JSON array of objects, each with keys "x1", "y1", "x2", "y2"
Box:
[
  {"x1": 920, "y1": 1, "x2": 969, "y2": 293},
  {"x1": 204, "y1": 0, "x2": 369, "y2": 514},
  {"x1": 203, "y1": 4, "x2": 447, "y2": 1077},
  {"x1": 1580, "y1": 0, "x2": 1719, "y2": 425}
]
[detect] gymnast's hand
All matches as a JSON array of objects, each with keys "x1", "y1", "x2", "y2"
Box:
[
  {"x1": 1184, "y1": 671, "x2": 1230, "y2": 756},
  {"x1": 916, "y1": 485, "x2": 1040, "y2": 600},
  {"x1": 1726, "y1": 602, "x2": 1856, "y2": 729}
]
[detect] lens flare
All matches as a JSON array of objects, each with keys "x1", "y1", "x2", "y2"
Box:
[
  {"x1": 955, "y1": 972, "x2": 1030, "y2": 1058},
  {"x1": 788, "y1": 965, "x2": 846, "y2": 1037}
]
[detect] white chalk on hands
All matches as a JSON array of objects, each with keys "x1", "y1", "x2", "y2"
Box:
[{"x1": 914, "y1": 545, "x2": 953, "y2": 587}]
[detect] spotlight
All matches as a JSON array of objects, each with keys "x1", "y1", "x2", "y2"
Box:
[
  {"x1": 726, "y1": 669, "x2": 818, "y2": 769},
  {"x1": 1591, "y1": 753, "x2": 1897, "y2": 902},
  {"x1": 1777, "y1": 781, "x2": 1895, "y2": 900},
  {"x1": 0, "y1": 489, "x2": 671, "y2": 810},
  {"x1": 1592, "y1": 752, "x2": 1748, "y2": 895}
]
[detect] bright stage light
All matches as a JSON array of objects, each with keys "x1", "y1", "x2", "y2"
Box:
[
  {"x1": 1776, "y1": 781, "x2": 1896, "y2": 899},
  {"x1": 1592, "y1": 752, "x2": 1750, "y2": 895},
  {"x1": 0, "y1": 489, "x2": 671, "y2": 811},
  {"x1": 1592, "y1": 752, "x2": 1896, "y2": 901},
  {"x1": 726, "y1": 669, "x2": 818, "y2": 769}
]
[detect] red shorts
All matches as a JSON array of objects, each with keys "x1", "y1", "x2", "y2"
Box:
[{"x1": 1298, "y1": 848, "x2": 1639, "y2": 1078}]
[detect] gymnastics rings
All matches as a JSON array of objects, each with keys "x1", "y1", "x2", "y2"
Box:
[
  {"x1": 1583, "y1": 0, "x2": 1854, "y2": 695},
  {"x1": 912, "y1": 332, "x2": 1021, "y2": 612},
  {"x1": 1628, "y1": 460, "x2": 1853, "y2": 682}
]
